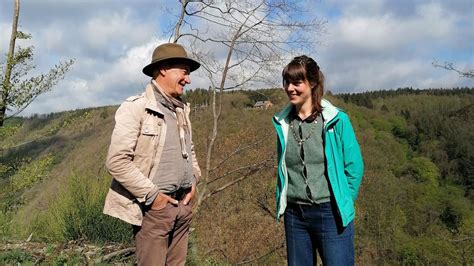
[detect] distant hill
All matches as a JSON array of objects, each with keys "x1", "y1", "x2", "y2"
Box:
[{"x1": 0, "y1": 88, "x2": 472, "y2": 264}]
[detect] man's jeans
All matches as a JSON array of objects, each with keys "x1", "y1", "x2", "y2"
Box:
[{"x1": 284, "y1": 202, "x2": 354, "y2": 266}]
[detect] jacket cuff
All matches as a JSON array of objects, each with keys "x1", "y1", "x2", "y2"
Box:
[{"x1": 144, "y1": 186, "x2": 160, "y2": 205}]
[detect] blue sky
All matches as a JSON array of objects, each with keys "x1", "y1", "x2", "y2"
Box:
[{"x1": 0, "y1": 0, "x2": 473, "y2": 115}]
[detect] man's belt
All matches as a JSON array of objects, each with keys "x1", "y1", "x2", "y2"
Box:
[{"x1": 165, "y1": 186, "x2": 192, "y2": 201}]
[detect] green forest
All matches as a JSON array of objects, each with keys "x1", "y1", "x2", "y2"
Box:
[{"x1": 0, "y1": 87, "x2": 472, "y2": 264}]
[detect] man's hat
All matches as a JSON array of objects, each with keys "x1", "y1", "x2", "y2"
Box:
[{"x1": 142, "y1": 43, "x2": 201, "y2": 77}]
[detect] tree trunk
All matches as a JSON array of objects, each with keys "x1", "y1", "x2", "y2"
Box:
[
  {"x1": 196, "y1": 25, "x2": 242, "y2": 208},
  {"x1": 172, "y1": 0, "x2": 187, "y2": 43},
  {"x1": 1, "y1": 0, "x2": 20, "y2": 126},
  {"x1": 0, "y1": 105, "x2": 6, "y2": 127}
]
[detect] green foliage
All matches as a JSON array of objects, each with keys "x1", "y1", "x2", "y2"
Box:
[
  {"x1": 0, "y1": 89, "x2": 472, "y2": 264},
  {"x1": 339, "y1": 92, "x2": 374, "y2": 108},
  {"x1": 339, "y1": 87, "x2": 474, "y2": 102},
  {"x1": 0, "y1": 123, "x2": 21, "y2": 140},
  {"x1": 183, "y1": 88, "x2": 212, "y2": 107},
  {"x1": 0, "y1": 249, "x2": 34, "y2": 264},
  {"x1": 0, "y1": 155, "x2": 54, "y2": 239},
  {"x1": 0, "y1": 119, "x2": 23, "y2": 149},
  {"x1": 370, "y1": 117, "x2": 392, "y2": 132},
  {"x1": 48, "y1": 251, "x2": 85, "y2": 265},
  {"x1": 440, "y1": 206, "x2": 463, "y2": 233},
  {"x1": 10, "y1": 153, "x2": 55, "y2": 192},
  {"x1": 0, "y1": 211, "x2": 14, "y2": 239},
  {"x1": 1, "y1": 11, "x2": 74, "y2": 125},
  {"x1": 403, "y1": 156, "x2": 439, "y2": 185},
  {"x1": 48, "y1": 109, "x2": 92, "y2": 135},
  {"x1": 243, "y1": 89, "x2": 272, "y2": 104},
  {"x1": 340, "y1": 89, "x2": 473, "y2": 264},
  {"x1": 2, "y1": 47, "x2": 74, "y2": 114},
  {"x1": 393, "y1": 235, "x2": 459, "y2": 265},
  {"x1": 0, "y1": 163, "x2": 10, "y2": 178},
  {"x1": 395, "y1": 239, "x2": 419, "y2": 265},
  {"x1": 389, "y1": 116, "x2": 408, "y2": 138},
  {"x1": 31, "y1": 171, "x2": 131, "y2": 243}
]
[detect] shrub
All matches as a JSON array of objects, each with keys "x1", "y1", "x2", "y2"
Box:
[
  {"x1": 406, "y1": 156, "x2": 440, "y2": 185},
  {"x1": 32, "y1": 171, "x2": 131, "y2": 243},
  {"x1": 0, "y1": 123, "x2": 21, "y2": 140},
  {"x1": 10, "y1": 153, "x2": 55, "y2": 192},
  {"x1": 0, "y1": 249, "x2": 35, "y2": 264}
]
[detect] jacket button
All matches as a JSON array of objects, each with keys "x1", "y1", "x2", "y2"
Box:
[{"x1": 157, "y1": 121, "x2": 162, "y2": 126}]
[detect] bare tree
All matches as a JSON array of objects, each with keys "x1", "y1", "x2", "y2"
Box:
[
  {"x1": 169, "y1": 0, "x2": 325, "y2": 208},
  {"x1": 0, "y1": 0, "x2": 74, "y2": 127},
  {"x1": 433, "y1": 61, "x2": 474, "y2": 79}
]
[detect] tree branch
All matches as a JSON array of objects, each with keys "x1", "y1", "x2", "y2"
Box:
[
  {"x1": 209, "y1": 137, "x2": 269, "y2": 172},
  {"x1": 94, "y1": 247, "x2": 136, "y2": 264},
  {"x1": 208, "y1": 157, "x2": 273, "y2": 185},
  {"x1": 236, "y1": 240, "x2": 285, "y2": 265},
  {"x1": 433, "y1": 61, "x2": 474, "y2": 79}
]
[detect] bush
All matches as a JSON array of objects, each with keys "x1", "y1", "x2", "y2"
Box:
[
  {"x1": 406, "y1": 156, "x2": 440, "y2": 185},
  {"x1": 0, "y1": 249, "x2": 35, "y2": 264},
  {"x1": 0, "y1": 123, "x2": 21, "y2": 140},
  {"x1": 32, "y1": 171, "x2": 132, "y2": 243},
  {"x1": 10, "y1": 153, "x2": 55, "y2": 192}
]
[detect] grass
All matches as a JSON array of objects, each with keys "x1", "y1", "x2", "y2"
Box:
[
  {"x1": 0, "y1": 249, "x2": 35, "y2": 264},
  {"x1": 29, "y1": 171, "x2": 132, "y2": 243},
  {"x1": 0, "y1": 91, "x2": 472, "y2": 264}
]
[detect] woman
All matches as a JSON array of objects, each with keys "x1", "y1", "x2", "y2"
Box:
[{"x1": 272, "y1": 55, "x2": 364, "y2": 265}]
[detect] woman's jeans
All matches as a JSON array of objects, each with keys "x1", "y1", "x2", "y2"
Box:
[{"x1": 284, "y1": 202, "x2": 354, "y2": 266}]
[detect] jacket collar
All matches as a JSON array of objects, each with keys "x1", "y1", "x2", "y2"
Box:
[
  {"x1": 320, "y1": 98, "x2": 339, "y2": 124},
  {"x1": 273, "y1": 104, "x2": 292, "y2": 124},
  {"x1": 274, "y1": 98, "x2": 339, "y2": 126},
  {"x1": 144, "y1": 83, "x2": 167, "y2": 115},
  {"x1": 144, "y1": 82, "x2": 191, "y2": 115}
]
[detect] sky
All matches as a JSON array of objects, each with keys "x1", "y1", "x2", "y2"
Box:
[{"x1": 0, "y1": 0, "x2": 473, "y2": 116}]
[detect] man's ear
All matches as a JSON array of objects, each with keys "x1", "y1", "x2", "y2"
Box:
[
  {"x1": 152, "y1": 67, "x2": 167, "y2": 79},
  {"x1": 159, "y1": 68, "x2": 167, "y2": 76}
]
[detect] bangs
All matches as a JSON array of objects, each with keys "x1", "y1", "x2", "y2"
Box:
[{"x1": 282, "y1": 62, "x2": 306, "y2": 87}]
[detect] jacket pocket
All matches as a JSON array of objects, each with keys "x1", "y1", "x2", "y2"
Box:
[
  {"x1": 135, "y1": 120, "x2": 163, "y2": 177},
  {"x1": 141, "y1": 121, "x2": 161, "y2": 136},
  {"x1": 136, "y1": 122, "x2": 161, "y2": 154}
]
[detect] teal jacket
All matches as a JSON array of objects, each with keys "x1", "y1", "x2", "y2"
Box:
[{"x1": 272, "y1": 99, "x2": 364, "y2": 227}]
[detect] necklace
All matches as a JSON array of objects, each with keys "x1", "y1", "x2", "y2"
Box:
[{"x1": 289, "y1": 117, "x2": 318, "y2": 146}]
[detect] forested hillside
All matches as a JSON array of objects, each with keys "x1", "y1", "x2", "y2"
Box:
[{"x1": 0, "y1": 88, "x2": 472, "y2": 264}]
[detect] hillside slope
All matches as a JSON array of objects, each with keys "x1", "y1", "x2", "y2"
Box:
[{"x1": 0, "y1": 88, "x2": 472, "y2": 264}]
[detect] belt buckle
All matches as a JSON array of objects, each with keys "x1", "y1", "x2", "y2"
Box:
[
  {"x1": 166, "y1": 191, "x2": 177, "y2": 199},
  {"x1": 167, "y1": 186, "x2": 191, "y2": 201},
  {"x1": 178, "y1": 187, "x2": 191, "y2": 201},
  {"x1": 171, "y1": 191, "x2": 178, "y2": 199},
  {"x1": 176, "y1": 188, "x2": 185, "y2": 201}
]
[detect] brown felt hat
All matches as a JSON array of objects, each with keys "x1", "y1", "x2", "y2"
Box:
[{"x1": 142, "y1": 43, "x2": 200, "y2": 77}]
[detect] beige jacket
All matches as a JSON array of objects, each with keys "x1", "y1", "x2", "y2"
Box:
[{"x1": 103, "y1": 83, "x2": 201, "y2": 226}]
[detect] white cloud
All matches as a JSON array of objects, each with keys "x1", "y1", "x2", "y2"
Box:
[
  {"x1": 80, "y1": 9, "x2": 154, "y2": 54},
  {"x1": 315, "y1": 0, "x2": 473, "y2": 93},
  {"x1": 1, "y1": 0, "x2": 473, "y2": 115},
  {"x1": 331, "y1": 2, "x2": 456, "y2": 53},
  {"x1": 24, "y1": 39, "x2": 160, "y2": 115},
  {"x1": 23, "y1": 37, "x2": 211, "y2": 116}
]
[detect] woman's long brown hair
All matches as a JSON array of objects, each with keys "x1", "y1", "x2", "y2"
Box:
[{"x1": 282, "y1": 55, "x2": 325, "y2": 114}]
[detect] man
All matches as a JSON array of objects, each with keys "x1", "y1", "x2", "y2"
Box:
[{"x1": 103, "y1": 43, "x2": 201, "y2": 265}]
